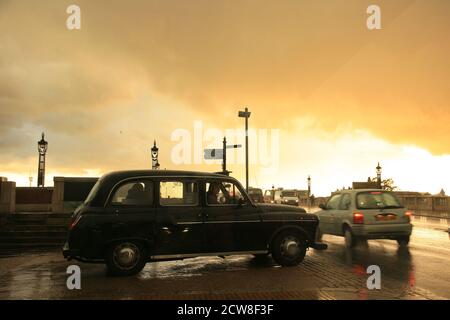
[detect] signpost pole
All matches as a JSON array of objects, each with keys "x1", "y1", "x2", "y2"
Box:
[
  {"x1": 204, "y1": 139, "x2": 240, "y2": 175},
  {"x1": 222, "y1": 137, "x2": 227, "y2": 174},
  {"x1": 238, "y1": 107, "x2": 251, "y2": 193},
  {"x1": 245, "y1": 112, "x2": 249, "y2": 192}
]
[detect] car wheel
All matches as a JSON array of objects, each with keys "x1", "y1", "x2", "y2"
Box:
[
  {"x1": 344, "y1": 227, "x2": 357, "y2": 248},
  {"x1": 397, "y1": 236, "x2": 410, "y2": 247},
  {"x1": 271, "y1": 230, "x2": 307, "y2": 267},
  {"x1": 106, "y1": 241, "x2": 147, "y2": 276}
]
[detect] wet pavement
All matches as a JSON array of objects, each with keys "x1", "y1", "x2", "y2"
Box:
[{"x1": 0, "y1": 221, "x2": 449, "y2": 300}]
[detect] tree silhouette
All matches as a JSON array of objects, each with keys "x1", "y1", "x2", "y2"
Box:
[{"x1": 370, "y1": 177, "x2": 398, "y2": 191}]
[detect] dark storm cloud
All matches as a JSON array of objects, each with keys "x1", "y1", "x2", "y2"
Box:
[{"x1": 0, "y1": 0, "x2": 449, "y2": 179}]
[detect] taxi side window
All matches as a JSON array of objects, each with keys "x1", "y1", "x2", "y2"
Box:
[
  {"x1": 339, "y1": 194, "x2": 351, "y2": 210},
  {"x1": 160, "y1": 181, "x2": 199, "y2": 206},
  {"x1": 111, "y1": 180, "x2": 154, "y2": 206},
  {"x1": 206, "y1": 181, "x2": 244, "y2": 205}
]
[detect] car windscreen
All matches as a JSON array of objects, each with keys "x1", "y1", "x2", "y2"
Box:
[
  {"x1": 281, "y1": 191, "x2": 296, "y2": 197},
  {"x1": 248, "y1": 189, "x2": 263, "y2": 195},
  {"x1": 356, "y1": 191, "x2": 404, "y2": 209}
]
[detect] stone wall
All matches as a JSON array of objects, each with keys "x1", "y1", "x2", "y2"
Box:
[
  {"x1": 0, "y1": 179, "x2": 15, "y2": 213},
  {"x1": 52, "y1": 177, "x2": 98, "y2": 212},
  {"x1": 0, "y1": 176, "x2": 98, "y2": 214},
  {"x1": 15, "y1": 187, "x2": 53, "y2": 212}
]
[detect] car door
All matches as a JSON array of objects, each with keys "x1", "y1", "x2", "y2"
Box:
[
  {"x1": 203, "y1": 179, "x2": 263, "y2": 252},
  {"x1": 154, "y1": 179, "x2": 205, "y2": 255},
  {"x1": 87, "y1": 179, "x2": 157, "y2": 257},
  {"x1": 319, "y1": 193, "x2": 342, "y2": 235},
  {"x1": 332, "y1": 193, "x2": 352, "y2": 235}
]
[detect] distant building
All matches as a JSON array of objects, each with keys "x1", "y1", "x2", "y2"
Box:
[{"x1": 352, "y1": 178, "x2": 379, "y2": 190}]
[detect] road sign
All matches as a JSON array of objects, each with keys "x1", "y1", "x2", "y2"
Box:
[{"x1": 204, "y1": 148, "x2": 223, "y2": 160}]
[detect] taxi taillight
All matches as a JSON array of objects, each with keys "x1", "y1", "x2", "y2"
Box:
[{"x1": 69, "y1": 215, "x2": 82, "y2": 230}]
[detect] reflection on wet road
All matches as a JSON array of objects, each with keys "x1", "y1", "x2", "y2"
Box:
[{"x1": 0, "y1": 224, "x2": 449, "y2": 300}]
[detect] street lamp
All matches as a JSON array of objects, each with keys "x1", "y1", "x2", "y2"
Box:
[
  {"x1": 151, "y1": 140, "x2": 160, "y2": 170},
  {"x1": 376, "y1": 162, "x2": 382, "y2": 189},
  {"x1": 37, "y1": 132, "x2": 48, "y2": 187},
  {"x1": 238, "y1": 107, "x2": 251, "y2": 192}
]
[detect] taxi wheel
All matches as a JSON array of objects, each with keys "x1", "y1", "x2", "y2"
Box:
[
  {"x1": 105, "y1": 241, "x2": 147, "y2": 276},
  {"x1": 397, "y1": 236, "x2": 410, "y2": 247},
  {"x1": 271, "y1": 230, "x2": 306, "y2": 267},
  {"x1": 344, "y1": 227, "x2": 357, "y2": 248}
]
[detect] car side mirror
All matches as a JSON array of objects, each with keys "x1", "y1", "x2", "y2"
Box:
[{"x1": 319, "y1": 203, "x2": 327, "y2": 210}]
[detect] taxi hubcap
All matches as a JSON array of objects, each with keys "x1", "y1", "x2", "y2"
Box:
[
  {"x1": 280, "y1": 236, "x2": 300, "y2": 258},
  {"x1": 113, "y1": 243, "x2": 140, "y2": 270}
]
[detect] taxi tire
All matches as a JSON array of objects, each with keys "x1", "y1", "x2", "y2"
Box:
[
  {"x1": 271, "y1": 230, "x2": 307, "y2": 267},
  {"x1": 105, "y1": 241, "x2": 147, "y2": 277}
]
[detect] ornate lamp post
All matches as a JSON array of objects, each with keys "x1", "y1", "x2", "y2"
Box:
[
  {"x1": 151, "y1": 140, "x2": 160, "y2": 170},
  {"x1": 376, "y1": 162, "x2": 382, "y2": 189},
  {"x1": 37, "y1": 133, "x2": 48, "y2": 187}
]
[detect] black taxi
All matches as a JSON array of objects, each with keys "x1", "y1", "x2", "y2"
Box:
[{"x1": 63, "y1": 170, "x2": 327, "y2": 276}]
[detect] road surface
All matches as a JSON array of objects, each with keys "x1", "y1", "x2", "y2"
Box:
[{"x1": 0, "y1": 220, "x2": 449, "y2": 300}]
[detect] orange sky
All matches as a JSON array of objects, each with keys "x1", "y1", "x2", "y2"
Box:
[{"x1": 0, "y1": 0, "x2": 449, "y2": 196}]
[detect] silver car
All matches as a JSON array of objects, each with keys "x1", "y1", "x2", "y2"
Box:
[{"x1": 316, "y1": 189, "x2": 413, "y2": 248}]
